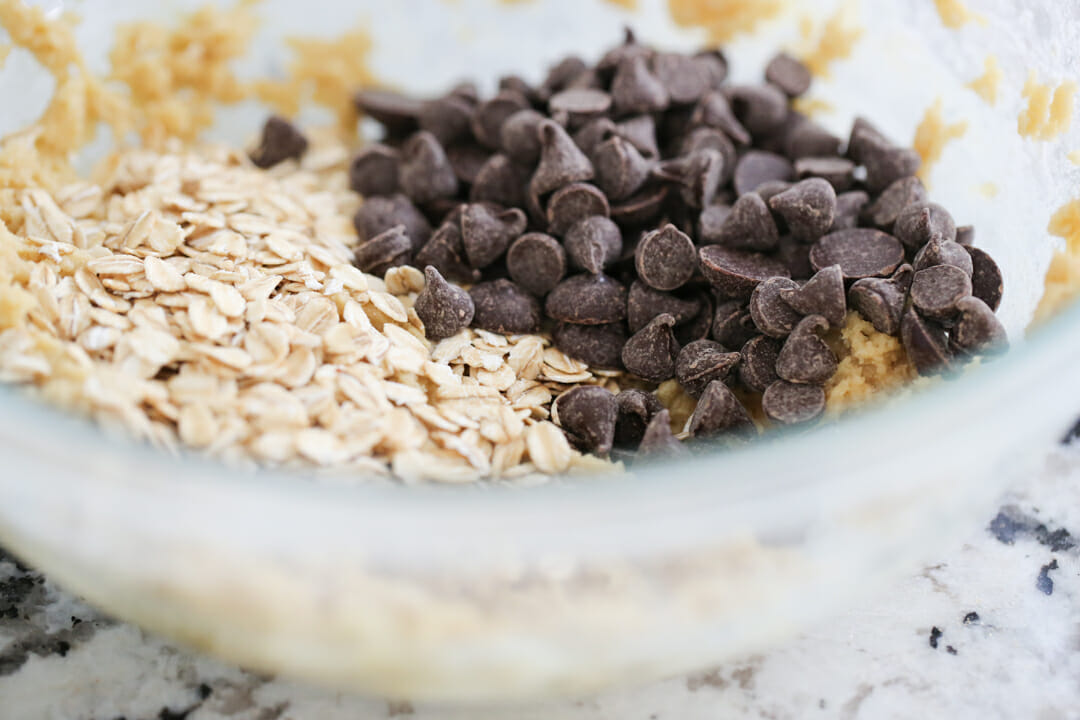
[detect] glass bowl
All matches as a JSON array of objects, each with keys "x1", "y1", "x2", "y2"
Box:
[{"x1": 1, "y1": 0, "x2": 1078, "y2": 702}]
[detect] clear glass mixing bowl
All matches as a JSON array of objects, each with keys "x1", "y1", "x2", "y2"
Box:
[{"x1": 1, "y1": 0, "x2": 1078, "y2": 702}]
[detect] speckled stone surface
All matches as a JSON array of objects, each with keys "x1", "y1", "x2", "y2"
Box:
[{"x1": 2, "y1": 444, "x2": 1079, "y2": 720}]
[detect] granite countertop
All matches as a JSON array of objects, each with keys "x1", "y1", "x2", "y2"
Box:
[{"x1": 2, "y1": 443, "x2": 1079, "y2": 720}]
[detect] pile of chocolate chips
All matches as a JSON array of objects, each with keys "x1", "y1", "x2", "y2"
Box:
[{"x1": 252, "y1": 30, "x2": 1007, "y2": 460}]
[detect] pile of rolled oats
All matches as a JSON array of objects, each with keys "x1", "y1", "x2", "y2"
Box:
[{"x1": 0, "y1": 136, "x2": 619, "y2": 482}]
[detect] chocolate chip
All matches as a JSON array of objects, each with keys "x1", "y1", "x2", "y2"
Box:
[
  {"x1": 611, "y1": 55, "x2": 669, "y2": 116},
  {"x1": 354, "y1": 224, "x2": 412, "y2": 276},
  {"x1": 554, "y1": 385, "x2": 618, "y2": 456},
  {"x1": 399, "y1": 131, "x2": 459, "y2": 205},
  {"x1": 894, "y1": 202, "x2": 957, "y2": 251},
  {"x1": 348, "y1": 143, "x2": 399, "y2": 197},
  {"x1": 729, "y1": 85, "x2": 789, "y2": 137},
  {"x1": 780, "y1": 264, "x2": 846, "y2": 327},
  {"x1": 680, "y1": 127, "x2": 737, "y2": 180},
  {"x1": 950, "y1": 296, "x2": 1008, "y2": 355},
  {"x1": 531, "y1": 119, "x2": 595, "y2": 197},
  {"x1": 845, "y1": 116, "x2": 889, "y2": 165},
  {"x1": 596, "y1": 29, "x2": 651, "y2": 74},
  {"x1": 565, "y1": 216, "x2": 623, "y2": 274},
  {"x1": 688, "y1": 380, "x2": 755, "y2": 438},
  {"x1": 810, "y1": 229, "x2": 904, "y2": 280},
  {"x1": 471, "y1": 90, "x2": 531, "y2": 149},
  {"x1": 762, "y1": 380, "x2": 825, "y2": 425},
  {"x1": 539, "y1": 56, "x2": 590, "y2": 100},
  {"x1": 415, "y1": 221, "x2": 481, "y2": 283},
  {"x1": 755, "y1": 180, "x2": 792, "y2": 204},
  {"x1": 750, "y1": 276, "x2": 803, "y2": 337},
  {"x1": 699, "y1": 245, "x2": 790, "y2": 299},
  {"x1": 705, "y1": 193, "x2": 780, "y2": 251},
  {"x1": 675, "y1": 290, "x2": 714, "y2": 345},
  {"x1": 506, "y1": 232, "x2": 567, "y2": 296},
  {"x1": 697, "y1": 204, "x2": 731, "y2": 244},
  {"x1": 739, "y1": 335, "x2": 782, "y2": 392},
  {"x1": 862, "y1": 176, "x2": 928, "y2": 231},
  {"x1": 765, "y1": 52, "x2": 812, "y2": 98},
  {"x1": 910, "y1": 264, "x2": 973, "y2": 321},
  {"x1": 627, "y1": 280, "x2": 700, "y2": 332},
  {"x1": 831, "y1": 190, "x2": 869, "y2": 232},
  {"x1": 861, "y1": 134, "x2": 921, "y2": 194},
  {"x1": 499, "y1": 74, "x2": 538, "y2": 104},
  {"x1": 610, "y1": 184, "x2": 669, "y2": 228},
  {"x1": 546, "y1": 273, "x2": 628, "y2": 324},
  {"x1": 956, "y1": 225, "x2": 975, "y2": 246},
  {"x1": 776, "y1": 315, "x2": 837, "y2": 384},
  {"x1": 461, "y1": 203, "x2": 527, "y2": 269},
  {"x1": 653, "y1": 52, "x2": 711, "y2": 106},
  {"x1": 250, "y1": 116, "x2": 308, "y2": 169},
  {"x1": 614, "y1": 389, "x2": 664, "y2": 448},
  {"x1": 472, "y1": 157, "x2": 529, "y2": 213},
  {"x1": 777, "y1": 235, "x2": 814, "y2": 280},
  {"x1": 353, "y1": 194, "x2": 432, "y2": 249},
  {"x1": 713, "y1": 299, "x2": 758, "y2": 348},
  {"x1": 690, "y1": 90, "x2": 751, "y2": 146},
  {"x1": 622, "y1": 313, "x2": 680, "y2": 381},
  {"x1": 913, "y1": 237, "x2": 974, "y2": 277},
  {"x1": 418, "y1": 94, "x2": 475, "y2": 146},
  {"x1": 794, "y1": 156, "x2": 855, "y2": 192},
  {"x1": 635, "y1": 224, "x2": 697, "y2": 291},
  {"x1": 469, "y1": 279, "x2": 542, "y2": 334},
  {"x1": 676, "y1": 339, "x2": 740, "y2": 397},
  {"x1": 614, "y1": 114, "x2": 661, "y2": 159},
  {"x1": 593, "y1": 135, "x2": 652, "y2": 201},
  {"x1": 901, "y1": 308, "x2": 951, "y2": 375},
  {"x1": 354, "y1": 89, "x2": 422, "y2": 134},
  {"x1": 572, "y1": 117, "x2": 618, "y2": 158},
  {"x1": 768, "y1": 178, "x2": 837, "y2": 243},
  {"x1": 785, "y1": 118, "x2": 842, "y2": 160},
  {"x1": 848, "y1": 275, "x2": 905, "y2": 335},
  {"x1": 500, "y1": 109, "x2": 546, "y2": 165},
  {"x1": 694, "y1": 49, "x2": 729, "y2": 88},
  {"x1": 549, "y1": 88, "x2": 613, "y2": 127},
  {"x1": 444, "y1": 142, "x2": 490, "y2": 185},
  {"x1": 965, "y1": 245, "x2": 1003, "y2": 311},
  {"x1": 546, "y1": 183, "x2": 611, "y2": 236},
  {"x1": 734, "y1": 150, "x2": 795, "y2": 196},
  {"x1": 552, "y1": 322, "x2": 626, "y2": 369},
  {"x1": 638, "y1": 409, "x2": 688, "y2": 456},
  {"x1": 414, "y1": 266, "x2": 475, "y2": 340},
  {"x1": 661, "y1": 149, "x2": 725, "y2": 209}
]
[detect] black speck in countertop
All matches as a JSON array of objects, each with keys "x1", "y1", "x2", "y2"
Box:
[
  {"x1": 1037, "y1": 559, "x2": 1059, "y2": 596},
  {"x1": 929, "y1": 626, "x2": 943, "y2": 649},
  {"x1": 963, "y1": 611, "x2": 980, "y2": 625},
  {"x1": 989, "y1": 505, "x2": 1075, "y2": 551}
]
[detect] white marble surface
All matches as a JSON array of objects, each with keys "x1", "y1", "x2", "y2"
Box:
[{"x1": 2, "y1": 444, "x2": 1079, "y2": 720}]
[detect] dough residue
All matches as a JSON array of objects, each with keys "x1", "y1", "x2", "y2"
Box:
[
  {"x1": 1018, "y1": 72, "x2": 1076, "y2": 141},
  {"x1": 933, "y1": 0, "x2": 985, "y2": 28},
  {"x1": 913, "y1": 98, "x2": 968, "y2": 184},
  {"x1": 824, "y1": 312, "x2": 917, "y2": 413},
  {"x1": 799, "y1": 0, "x2": 862, "y2": 79},
  {"x1": 967, "y1": 55, "x2": 1001, "y2": 106},
  {"x1": 1033, "y1": 200, "x2": 1080, "y2": 326},
  {"x1": 667, "y1": 0, "x2": 784, "y2": 43}
]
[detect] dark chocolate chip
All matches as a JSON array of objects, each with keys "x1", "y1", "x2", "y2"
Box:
[
  {"x1": 614, "y1": 388, "x2": 664, "y2": 448},
  {"x1": 469, "y1": 279, "x2": 542, "y2": 334},
  {"x1": 765, "y1": 52, "x2": 812, "y2": 98},
  {"x1": 785, "y1": 118, "x2": 842, "y2": 160},
  {"x1": 546, "y1": 273, "x2": 628, "y2": 324},
  {"x1": 734, "y1": 150, "x2": 795, "y2": 196},
  {"x1": 593, "y1": 135, "x2": 652, "y2": 201},
  {"x1": 705, "y1": 193, "x2": 780, "y2": 251},
  {"x1": 610, "y1": 184, "x2": 669, "y2": 227},
  {"x1": 913, "y1": 237, "x2": 974, "y2": 277},
  {"x1": 653, "y1": 148, "x2": 725, "y2": 209},
  {"x1": 965, "y1": 245, "x2": 1003, "y2": 311},
  {"x1": 573, "y1": 117, "x2": 618, "y2": 158},
  {"x1": 471, "y1": 90, "x2": 531, "y2": 150},
  {"x1": 768, "y1": 178, "x2": 837, "y2": 243},
  {"x1": 848, "y1": 275, "x2": 905, "y2": 336},
  {"x1": 353, "y1": 194, "x2": 432, "y2": 249},
  {"x1": 444, "y1": 142, "x2": 490, "y2": 185},
  {"x1": 729, "y1": 84, "x2": 789, "y2": 138},
  {"x1": 549, "y1": 88, "x2": 613, "y2": 127},
  {"x1": 698, "y1": 204, "x2": 731, "y2": 245},
  {"x1": 500, "y1": 109, "x2": 546, "y2": 165},
  {"x1": 794, "y1": 156, "x2": 855, "y2": 193},
  {"x1": 415, "y1": 221, "x2": 481, "y2": 283},
  {"x1": 676, "y1": 339, "x2": 740, "y2": 397},
  {"x1": 831, "y1": 190, "x2": 869, "y2": 232},
  {"x1": 690, "y1": 90, "x2": 751, "y2": 146},
  {"x1": 627, "y1": 280, "x2": 701, "y2": 332},
  {"x1": 415, "y1": 266, "x2": 475, "y2": 340},
  {"x1": 956, "y1": 225, "x2": 975, "y2": 246},
  {"x1": 635, "y1": 223, "x2": 697, "y2": 291},
  {"x1": 910, "y1": 264, "x2": 973, "y2": 321},
  {"x1": 611, "y1": 55, "x2": 670, "y2": 116},
  {"x1": 739, "y1": 335, "x2": 782, "y2": 392},
  {"x1": 348, "y1": 143, "x2": 399, "y2": 197},
  {"x1": 553, "y1": 322, "x2": 626, "y2": 369},
  {"x1": 250, "y1": 116, "x2": 308, "y2": 169},
  {"x1": 547, "y1": 183, "x2": 611, "y2": 236},
  {"x1": 539, "y1": 56, "x2": 590, "y2": 100},
  {"x1": 565, "y1": 216, "x2": 623, "y2": 274},
  {"x1": 653, "y1": 52, "x2": 711, "y2": 106},
  {"x1": 750, "y1": 276, "x2": 803, "y2": 337},
  {"x1": 681, "y1": 125, "x2": 737, "y2": 170},
  {"x1": 699, "y1": 245, "x2": 791, "y2": 299},
  {"x1": 862, "y1": 176, "x2": 928, "y2": 231},
  {"x1": 780, "y1": 264, "x2": 846, "y2": 327},
  {"x1": 713, "y1": 299, "x2": 758, "y2": 348},
  {"x1": 775, "y1": 315, "x2": 837, "y2": 384},
  {"x1": 845, "y1": 116, "x2": 890, "y2": 165},
  {"x1": 470, "y1": 154, "x2": 528, "y2": 208},
  {"x1": 354, "y1": 90, "x2": 422, "y2": 134},
  {"x1": 950, "y1": 296, "x2": 1008, "y2": 355},
  {"x1": 418, "y1": 94, "x2": 475, "y2": 147},
  {"x1": 531, "y1": 119, "x2": 595, "y2": 197},
  {"x1": 688, "y1": 380, "x2": 755, "y2": 438},
  {"x1": 810, "y1": 229, "x2": 904, "y2": 280},
  {"x1": 694, "y1": 49, "x2": 730, "y2": 88},
  {"x1": 638, "y1": 409, "x2": 688, "y2": 456},
  {"x1": 554, "y1": 385, "x2": 618, "y2": 456},
  {"x1": 901, "y1": 308, "x2": 951, "y2": 375},
  {"x1": 596, "y1": 29, "x2": 652, "y2": 75},
  {"x1": 622, "y1": 313, "x2": 680, "y2": 381},
  {"x1": 614, "y1": 114, "x2": 661, "y2": 159},
  {"x1": 762, "y1": 380, "x2": 825, "y2": 425},
  {"x1": 861, "y1": 134, "x2": 921, "y2": 194},
  {"x1": 675, "y1": 290, "x2": 714, "y2": 345},
  {"x1": 461, "y1": 203, "x2": 527, "y2": 269},
  {"x1": 399, "y1": 131, "x2": 459, "y2": 205},
  {"x1": 777, "y1": 235, "x2": 814, "y2": 280},
  {"x1": 506, "y1": 232, "x2": 567, "y2": 296},
  {"x1": 499, "y1": 74, "x2": 538, "y2": 104},
  {"x1": 894, "y1": 202, "x2": 958, "y2": 251},
  {"x1": 354, "y1": 224, "x2": 412, "y2": 276}
]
